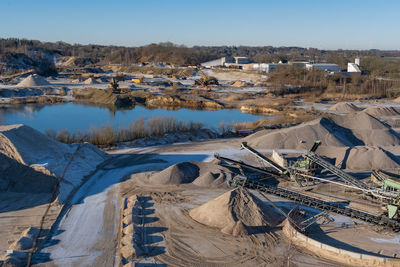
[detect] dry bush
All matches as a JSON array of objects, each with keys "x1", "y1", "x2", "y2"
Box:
[
  {"x1": 218, "y1": 121, "x2": 234, "y2": 134},
  {"x1": 46, "y1": 116, "x2": 204, "y2": 146}
]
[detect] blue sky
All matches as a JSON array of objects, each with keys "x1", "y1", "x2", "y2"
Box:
[{"x1": 0, "y1": 0, "x2": 399, "y2": 49}]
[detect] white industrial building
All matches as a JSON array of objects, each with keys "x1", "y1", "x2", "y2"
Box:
[
  {"x1": 289, "y1": 61, "x2": 310, "y2": 68},
  {"x1": 252, "y1": 63, "x2": 279, "y2": 73},
  {"x1": 200, "y1": 56, "x2": 252, "y2": 68},
  {"x1": 200, "y1": 56, "x2": 235, "y2": 68},
  {"x1": 347, "y1": 58, "x2": 361, "y2": 73},
  {"x1": 305, "y1": 63, "x2": 341, "y2": 73}
]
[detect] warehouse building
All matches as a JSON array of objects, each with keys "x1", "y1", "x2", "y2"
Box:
[
  {"x1": 200, "y1": 56, "x2": 252, "y2": 68},
  {"x1": 305, "y1": 63, "x2": 341, "y2": 73}
]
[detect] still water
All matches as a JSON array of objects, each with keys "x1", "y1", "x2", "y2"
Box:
[{"x1": 0, "y1": 103, "x2": 265, "y2": 133}]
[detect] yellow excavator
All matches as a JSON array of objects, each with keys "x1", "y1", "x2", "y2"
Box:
[{"x1": 194, "y1": 67, "x2": 219, "y2": 87}]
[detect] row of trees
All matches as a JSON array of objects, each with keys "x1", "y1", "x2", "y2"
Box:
[{"x1": 2, "y1": 38, "x2": 400, "y2": 67}]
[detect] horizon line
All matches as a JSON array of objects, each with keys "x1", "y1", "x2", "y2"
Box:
[{"x1": 2, "y1": 36, "x2": 399, "y2": 52}]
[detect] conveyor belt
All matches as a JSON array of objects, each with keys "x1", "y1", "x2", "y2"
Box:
[
  {"x1": 232, "y1": 176, "x2": 400, "y2": 231},
  {"x1": 214, "y1": 153, "x2": 284, "y2": 179},
  {"x1": 240, "y1": 142, "x2": 287, "y2": 174},
  {"x1": 305, "y1": 152, "x2": 370, "y2": 190}
]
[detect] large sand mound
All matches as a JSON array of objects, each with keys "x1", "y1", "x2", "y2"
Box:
[
  {"x1": 189, "y1": 188, "x2": 278, "y2": 235},
  {"x1": 0, "y1": 124, "x2": 108, "y2": 202},
  {"x1": 345, "y1": 147, "x2": 400, "y2": 170},
  {"x1": 332, "y1": 112, "x2": 400, "y2": 146},
  {"x1": 245, "y1": 117, "x2": 361, "y2": 149},
  {"x1": 316, "y1": 146, "x2": 400, "y2": 171},
  {"x1": 0, "y1": 124, "x2": 70, "y2": 165},
  {"x1": 363, "y1": 106, "x2": 400, "y2": 117},
  {"x1": 0, "y1": 153, "x2": 57, "y2": 193},
  {"x1": 149, "y1": 161, "x2": 232, "y2": 187},
  {"x1": 17, "y1": 74, "x2": 50, "y2": 87},
  {"x1": 328, "y1": 102, "x2": 363, "y2": 113},
  {"x1": 245, "y1": 113, "x2": 400, "y2": 149}
]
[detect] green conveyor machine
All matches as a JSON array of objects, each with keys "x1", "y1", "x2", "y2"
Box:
[{"x1": 382, "y1": 178, "x2": 400, "y2": 219}]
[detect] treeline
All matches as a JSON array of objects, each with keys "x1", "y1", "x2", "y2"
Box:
[{"x1": 2, "y1": 38, "x2": 400, "y2": 67}]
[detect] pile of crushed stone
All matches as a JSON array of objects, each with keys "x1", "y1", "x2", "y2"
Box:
[
  {"x1": 317, "y1": 146, "x2": 400, "y2": 171},
  {"x1": 230, "y1": 80, "x2": 249, "y2": 87},
  {"x1": 72, "y1": 78, "x2": 83, "y2": 83},
  {"x1": 0, "y1": 124, "x2": 109, "y2": 202},
  {"x1": 83, "y1": 77, "x2": 100, "y2": 84},
  {"x1": 149, "y1": 161, "x2": 233, "y2": 187},
  {"x1": 245, "y1": 112, "x2": 400, "y2": 149},
  {"x1": 328, "y1": 102, "x2": 363, "y2": 113},
  {"x1": 363, "y1": 106, "x2": 400, "y2": 117},
  {"x1": 17, "y1": 74, "x2": 50, "y2": 87},
  {"x1": 189, "y1": 187, "x2": 279, "y2": 236},
  {"x1": 0, "y1": 153, "x2": 56, "y2": 193}
]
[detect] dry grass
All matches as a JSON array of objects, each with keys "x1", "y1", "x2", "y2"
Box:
[{"x1": 46, "y1": 117, "x2": 203, "y2": 146}]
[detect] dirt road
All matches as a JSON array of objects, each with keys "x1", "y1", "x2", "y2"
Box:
[{"x1": 34, "y1": 149, "x2": 213, "y2": 266}]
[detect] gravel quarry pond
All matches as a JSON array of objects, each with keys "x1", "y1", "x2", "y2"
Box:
[{"x1": 0, "y1": 102, "x2": 264, "y2": 132}]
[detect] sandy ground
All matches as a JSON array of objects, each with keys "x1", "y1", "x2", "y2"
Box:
[{"x1": 0, "y1": 193, "x2": 61, "y2": 257}]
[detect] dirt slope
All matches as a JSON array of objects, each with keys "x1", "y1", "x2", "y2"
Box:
[
  {"x1": 0, "y1": 153, "x2": 57, "y2": 193},
  {"x1": 332, "y1": 112, "x2": 400, "y2": 146},
  {"x1": 363, "y1": 106, "x2": 400, "y2": 117},
  {"x1": 316, "y1": 146, "x2": 400, "y2": 171},
  {"x1": 328, "y1": 102, "x2": 363, "y2": 113},
  {"x1": 0, "y1": 124, "x2": 109, "y2": 202}
]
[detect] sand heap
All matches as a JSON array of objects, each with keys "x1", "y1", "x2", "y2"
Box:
[
  {"x1": 189, "y1": 188, "x2": 278, "y2": 236},
  {"x1": 245, "y1": 117, "x2": 358, "y2": 149},
  {"x1": 149, "y1": 161, "x2": 233, "y2": 187},
  {"x1": 245, "y1": 112, "x2": 400, "y2": 149},
  {"x1": 17, "y1": 74, "x2": 50, "y2": 87},
  {"x1": 363, "y1": 106, "x2": 400, "y2": 117},
  {"x1": 0, "y1": 152, "x2": 57, "y2": 193},
  {"x1": 72, "y1": 78, "x2": 83, "y2": 83},
  {"x1": 83, "y1": 77, "x2": 99, "y2": 84},
  {"x1": 332, "y1": 112, "x2": 400, "y2": 146},
  {"x1": 346, "y1": 147, "x2": 400, "y2": 170},
  {"x1": 0, "y1": 124, "x2": 108, "y2": 202},
  {"x1": 316, "y1": 146, "x2": 400, "y2": 171},
  {"x1": 328, "y1": 102, "x2": 363, "y2": 113},
  {"x1": 230, "y1": 80, "x2": 249, "y2": 87}
]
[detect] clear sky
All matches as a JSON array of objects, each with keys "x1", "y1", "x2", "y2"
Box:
[{"x1": 1, "y1": 0, "x2": 399, "y2": 50}]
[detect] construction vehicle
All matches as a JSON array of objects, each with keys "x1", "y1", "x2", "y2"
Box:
[
  {"x1": 131, "y1": 78, "x2": 141, "y2": 84},
  {"x1": 194, "y1": 68, "x2": 219, "y2": 87},
  {"x1": 109, "y1": 77, "x2": 121, "y2": 94},
  {"x1": 215, "y1": 140, "x2": 400, "y2": 225}
]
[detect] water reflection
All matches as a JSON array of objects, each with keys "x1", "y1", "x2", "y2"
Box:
[{"x1": 0, "y1": 102, "x2": 265, "y2": 133}]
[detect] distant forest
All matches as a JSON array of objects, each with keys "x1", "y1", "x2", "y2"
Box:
[{"x1": 1, "y1": 38, "x2": 400, "y2": 72}]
